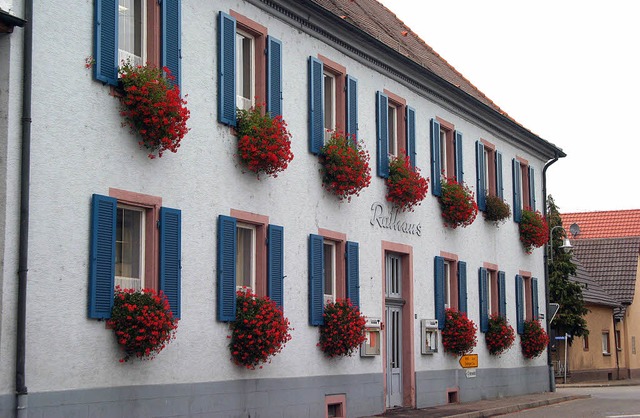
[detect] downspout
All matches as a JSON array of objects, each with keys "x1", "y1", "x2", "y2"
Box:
[
  {"x1": 16, "y1": 0, "x2": 33, "y2": 415},
  {"x1": 542, "y1": 152, "x2": 559, "y2": 392},
  {"x1": 613, "y1": 313, "x2": 619, "y2": 380}
]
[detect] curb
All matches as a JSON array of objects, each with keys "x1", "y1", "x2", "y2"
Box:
[{"x1": 443, "y1": 395, "x2": 590, "y2": 418}]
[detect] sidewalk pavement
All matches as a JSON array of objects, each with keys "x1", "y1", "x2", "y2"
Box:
[{"x1": 364, "y1": 379, "x2": 640, "y2": 418}]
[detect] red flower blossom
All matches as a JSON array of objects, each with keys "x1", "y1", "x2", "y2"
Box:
[
  {"x1": 235, "y1": 104, "x2": 294, "y2": 178},
  {"x1": 117, "y1": 62, "x2": 190, "y2": 159},
  {"x1": 439, "y1": 177, "x2": 478, "y2": 228},
  {"x1": 485, "y1": 313, "x2": 515, "y2": 356},
  {"x1": 386, "y1": 153, "x2": 429, "y2": 212},
  {"x1": 519, "y1": 209, "x2": 548, "y2": 253},
  {"x1": 228, "y1": 289, "x2": 292, "y2": 370},
  {"x1": 107, "y1": 286, "x2": 178, "y2": 362},
  {"x1": 520, "y1": 319, "x2": 549, "y2": 359},
  {"x1": 441, "y1": 308, "x2": 477, "y2": 356},
  {"x1": 318, "y1": 299, "x2": 366, "y2": 357},
  {"x1": 319, "y1": 131, "x2": 371, "y2": 201}
]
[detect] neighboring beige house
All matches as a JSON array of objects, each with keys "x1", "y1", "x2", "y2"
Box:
[{"x1": 561, "y1": 210, "x2": 640, "y2": 381}]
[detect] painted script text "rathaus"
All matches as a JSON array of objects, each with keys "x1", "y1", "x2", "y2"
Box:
[{"x1": 370, "y1": 202, "x2": 422, "y2": 236}]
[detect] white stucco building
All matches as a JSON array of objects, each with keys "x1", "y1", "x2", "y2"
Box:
[{"x1": 0, "y1": 0, "x2": 566, "y2": 416}]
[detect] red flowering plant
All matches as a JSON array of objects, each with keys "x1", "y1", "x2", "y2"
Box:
[
  {"x1": 519, "y1": 209, "x2": 548, "y2": 253},
  {"x1": 520, "y1": 319, "x2": 550, "y2": 359},
  {"x1": 441, "y1": 308, "x2": 478, "y2": 356},
  {"x1": 117, "y1": 61, "x2": 190, "y2": 159},
  {"x1": 484, "y1": 194, "x2": 511, "y2": 226},
  {"x1": 107, "y1": 286, "x2": 178, "y2": 363},
  {"x1": 386, "y1": 153, "x2": 429, "y2": 212},
  {"x1": 319, "y1": 131, "x2": 372, "y2": 201},
  {"x1": 235, "y1": 104, "x2": 294, "y2": 178},
  {"x1": 485, "y1": 313, "x2": 516, "y2": 356},
  {"x1": 228, "y1": 289, "x2": 292, "y2": 370},
  {"x1": 439, "y1": 177, "x2": 478, "y2": 228},
  {"x1": 318, "y1": 299, "x2": 367, "y2": 358}
]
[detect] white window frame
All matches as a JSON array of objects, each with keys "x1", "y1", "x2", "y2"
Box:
[
  {"x1": 115, "y1": 204, "x2": 145, "y2": 291},
  {"x1": 323, "y1": 241, "x2": 337, "y2": 305},
  {"x1": 602, "y1": 332, "x2": 610, "y2": 355},
  {"x1": 443, "y1": 261, "x2": 451, "y2": 309},
  {"x1": 118, "y1": 0, "x2": 147, "y2": 67},
  {"x1": 439, "y1": 129, "x2": 448, "y2": 179},
  {"x1": 236, "y1": 223, "x2": 257, "y2": 292},
  {"x1": 388, "y1": 103, "x2": 398, "y2": 157},
  {"x1": 235, "y1": 28, "x2": 255, "y2": 111},
  {"x1": 323, "y1": 71, "x2": 336, "y2": 142}
]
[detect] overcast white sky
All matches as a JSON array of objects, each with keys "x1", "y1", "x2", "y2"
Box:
[{"x1": 378, "y1": 0, "x2": 640, "y2": 213}]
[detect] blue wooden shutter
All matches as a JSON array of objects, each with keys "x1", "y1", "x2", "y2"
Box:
[
  {"x1": 217, "y1": 12, "x2": 236, "y2": 126},
  {"x1": 458, "y1": 261, "x2": 467, "y2": 314},
  {"x1": 406, "y1": 106, "x2": 416, "y2": 168},
  {"x1": 217, "y1": 215, "x2": 237, "y2": 321},
  {"x1": 89, "y1": 194, "x2": 117, "y2": 319},
  {"x1": 346, "y1": 241, "x2": 360, "y2": 308},
  {"x1": 528, "y1": 166, "x2": 536, "y2": 211},
  {"x1": 454, "y1": 130, "x2": 464, "y2": 183},
  {"x1": 267, "y1": 224, "x2": 284, "y2": 308},
  {"x1": 159, "y1": 207, "x2": 181, "y2": 319},
  {"x1": 430, "y1": 119, "x2": 442, "y2": 196},
  {"x1": 345, "y1": 75, "x2": 358, "y2": 140},
  {"x1": 478, "y1": 268, "x2": 488, "y2": 332},
  {"x1": 94, "y1": 0, "x2": 118, "y2": 86},
  {"x1": 475, "y1": 141, "x2": 486, "y2": 211},
  {"x1": 309, "y1": 234, "x2": 324, "y2": 325},
  {"x1": 376, "y1": 91, "x2": 389, "y2": 178},
  {"x1": 512, "y1": 159, "x2": 522, "y2": 222},
  {"x1": 532, "y1": 277, "x2": 539, "y2": 319},
  {"x1": 434, "y1": 256, "x2": 445, "y2": 329},
  {"x1": 308, "y1": 56, "x2": 324, "y2": 154},
  {"x1": 515, "y1": 274, "x2": 524, "y2": 334},
  {"x1": 498, "y1": 271, "x2": 506, "y2": 318},
  {"x1": 162, "y1": 0, "x2": 181, "y2": 88},
  {"x1": 496, "y1": 151, "x2": 504, "y2": 200},
  {"x1": 266, "y1": 36, "x2": 283, "y2": 118}
]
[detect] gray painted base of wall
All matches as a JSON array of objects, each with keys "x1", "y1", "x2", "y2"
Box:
[
  {"x1": 0, "y1": 373, "x2": 383, "y2": 418},
  {"x1": 0, "y1": 366, "x2": 552, "y2": 417},
  {"x1": 415, "y1": 365, "x2": 550, "y2": 409}
]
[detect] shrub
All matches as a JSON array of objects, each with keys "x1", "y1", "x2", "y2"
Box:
[
  {"x1": 386, "y1": 154, "x2": 429, "y2": 212},
  {"x1": 521, "y1": 319, "x2": 550, "y2": 359},
  {"x1": 519, "y1": 209, "x2": 548, "y2": 253},
  {"x1": 484, "y1": 194, "x2": 511, "y2": 225},
  {"x1": 485, "y1": 313, "x2": 515, "y2": 356},
  {"x1": 441, "y1": 308, "x2": 477, "y2": 356},
  {"x1": 439, "y1": 177, "x2": 478, "y2": 228},
  {"x1": 319, "y1": 131, "x2": 371, "y2": 201}
]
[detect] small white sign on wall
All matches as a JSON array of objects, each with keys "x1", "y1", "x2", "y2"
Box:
[{"x1": 465, "y1": 369, "x2": 476, "y2": 379}]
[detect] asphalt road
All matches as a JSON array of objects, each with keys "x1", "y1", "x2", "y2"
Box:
[{"x1": 503, "y1": 386, "x2": 640, "y2": 417}]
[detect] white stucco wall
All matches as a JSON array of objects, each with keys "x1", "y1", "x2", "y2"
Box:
[{"x1": 0, "y1": 0, "x2": 549, "y2": 398}]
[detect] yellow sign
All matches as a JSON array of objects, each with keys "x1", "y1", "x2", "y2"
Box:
[{"x1": 459, "y1": 354, "x2": 478, "y2": 368}]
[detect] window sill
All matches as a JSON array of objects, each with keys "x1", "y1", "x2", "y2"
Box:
[{"x1": 602, "y1": 352, "x2": 611, "y2": 356}]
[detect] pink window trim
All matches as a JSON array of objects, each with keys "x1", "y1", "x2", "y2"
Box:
[
  {"x1": 440, "y1": 251, "x2": 460, "y2": 310},
  {"x1": 440, "y1": 251, "x2": 458, "y2": 262},
  {"x1": 435, "y1": 117, "x2": 456, "y2": 179},
  {"x1": 230, "y1": 208, "x2": 269, "y2": 297},
  {"x1": 483, "y1": 262, "x2": 499, "y2": 271},
  {"x1": 230, "y1": 10, "x2": 267, "y2": 108},
  {"x1": 383, "y1": 89, "x2": 407, "y2": 158},
  {"x1": 318, "y1": 228, "x2": 347, "y2": 299},
  {"x1": 324, "y1": 394, "x2": 346, "y2": 418},
  {"x1": 480, "y1": 138, "x2": 495, "y2": 150},
  {"x1": 380, "y1": 241, "x2": 415, "y2": 409},
  {"x1": 108, "y1": 188, "x2": 162, "y2": 291},
  {"x1": 319, "y1": 55, "x2": 347, "y2": 133}
]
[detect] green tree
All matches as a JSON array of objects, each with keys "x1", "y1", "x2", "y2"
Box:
[{"x1": 547, "y1": 195, "x2": 589, "y2": 343}]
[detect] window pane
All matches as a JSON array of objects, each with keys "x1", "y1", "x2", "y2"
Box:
[
  {"x1": 236, "y1": 226, "x2": 255, "y2": 289},
  {"x1": 388, "y1": 105, "x2": 397, "y2": 156},
  {"x1": 443, "y1": 261, "x2": 450, "y2": 307},
  {"x1": 236, "y1": 32, "x2": 254, "y2": 109},
  {"x1": 115, "y1": 206, "x2": 143, "y2": 290},
  {"x1": 118, "y1": 0, "x2": 144, "y2": 66},
  {"x1": 439, "y1": 130, "x2": 447, "y2": 177},
  {"x1": 323, "y1": 242, "x2": 335, "y2": 303},
  {"x1": 323, "y1": 73, "x2": 335, "y2": 131}
]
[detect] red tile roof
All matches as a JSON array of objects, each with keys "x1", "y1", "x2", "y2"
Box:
[
  {"x1": 562, "y1": 210, "x2": 640, "y2": 240},
  {"x1": 311, "y1": 0, "x2": 510, "y2": 119}
]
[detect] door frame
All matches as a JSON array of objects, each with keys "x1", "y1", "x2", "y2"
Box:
[{"x1": 381, "y1": 241, "x2": 415, "y2": 409}]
